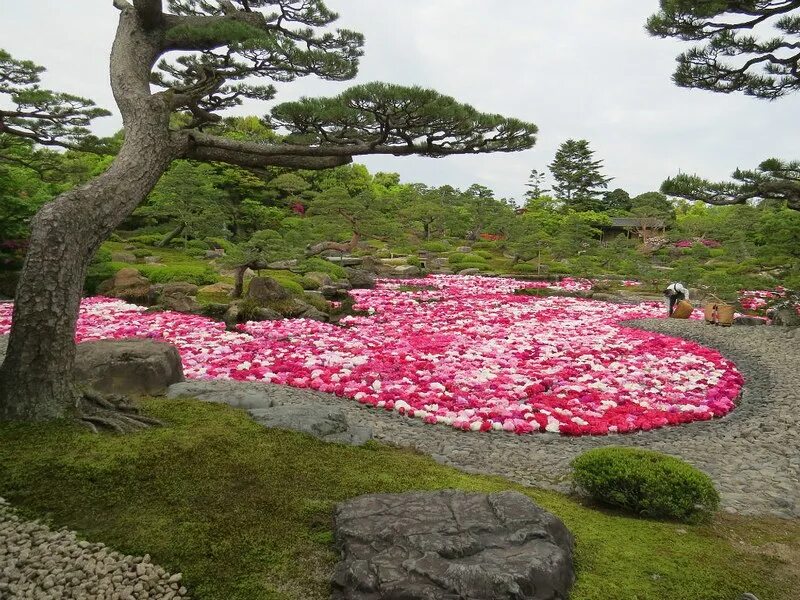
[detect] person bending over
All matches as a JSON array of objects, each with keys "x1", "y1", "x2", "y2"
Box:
[{"x1": 664, "y1": 282, "x2": 689, "y2": 316}]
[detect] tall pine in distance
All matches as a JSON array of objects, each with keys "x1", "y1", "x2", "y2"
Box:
[{"x1": 549, "y1": 139, "x2": 612, "y2": 212}]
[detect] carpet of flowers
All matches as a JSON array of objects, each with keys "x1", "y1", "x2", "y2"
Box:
[{"x1": 0, "y1": 275, "x2": 744, "y2": 436}]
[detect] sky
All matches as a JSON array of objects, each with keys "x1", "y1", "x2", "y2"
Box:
[{"x1": 3, "y1": 0, "x2": 800, "y2": 203}]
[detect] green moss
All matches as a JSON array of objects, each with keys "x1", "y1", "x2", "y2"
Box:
[
  {"x1": 298, "y1": 258, "x2": 347, "y2": 280},
  {"x1": 136, "y1": 264, "x2": 219, "y2": 286},
  {"x1": 0, "y1": 400, "x2": 794, "y2": 600}
]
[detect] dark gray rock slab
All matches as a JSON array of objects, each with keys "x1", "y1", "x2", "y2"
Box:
[
  {"x1": 167, "y1": 380, "x2": 372, "y2": 445},
  {"x1": 331, "y1": 490, "x2": 574, "y2": 600},
  {"x1": 74, "y1": 339, "x2": 184, "y2": 396}
]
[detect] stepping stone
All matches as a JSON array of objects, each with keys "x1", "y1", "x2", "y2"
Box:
[{"x1": 331, "y1": 490, "x2": 575, "y2": 600}]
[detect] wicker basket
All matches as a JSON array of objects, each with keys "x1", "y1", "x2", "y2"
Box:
[
  {"x1": 671, "y1": 299, "x2": 693, "y2": 319},
  {"x1": 704, "y1": 296, "x2": 735, "y2": 326}
]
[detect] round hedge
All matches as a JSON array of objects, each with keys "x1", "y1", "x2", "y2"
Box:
[{"x1": 571, "y1": 447, "x2": 720, "y2": 523}]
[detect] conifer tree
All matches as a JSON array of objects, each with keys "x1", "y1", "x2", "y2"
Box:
[{"x1": 548, "y1": 139, "x2": 611, "y2": 212}]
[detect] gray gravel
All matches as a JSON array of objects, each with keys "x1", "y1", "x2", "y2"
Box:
[
  {"x1": 0, "y1": 498, "x2": 189, "y2": 599},
  {"x1": 175, "y1": 321, "x2": 800, "y2": 518}
]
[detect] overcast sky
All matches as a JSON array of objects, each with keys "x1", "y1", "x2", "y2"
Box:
[{"x1": 3, "y1": 0, "x2": 800, "y2": 203}]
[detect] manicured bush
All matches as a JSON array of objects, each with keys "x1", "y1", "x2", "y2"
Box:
[
  {"x1": 571, "y1": 447, "x2": 719, "y2": 523},
  {"x1": 272, "y1": 276, "x2": 304, "y2": 296},
  {"x1": 512, "y1": 263, "x2": 538, "y2": 274},
  {"x1": 448, "y1": 253, "x2": 487, "y2": 266},
  {"x1": 298, "y1": 258, "x2": 347, "y2": 280},
  {"x1": 132, "y1": 249, "x2": 152, "y2": 259},
  {"x1": 406, "y1": 255, "x2": 421, "y2": 267},
  {"x1": 420, "y1": 240, "x2": 451, "y2": 253},
  {"x1": 456, "y1": 262, "x2": 489, "y2": 271},
  {"x1": 136, "y1": 264, "x2": 219, "y2": 285},
  {"x1": 127, "y1": 234, "x2": 164, "y2": 246},
  {"x1": 473, "y1": 250, "x2": 494, "y2": 260},
  {"x1": 186, "y1": 239, "x2": 210, "y2": 251},
  {"x1": 91, "y1": 246, "x2": 113, "y2": 265}
]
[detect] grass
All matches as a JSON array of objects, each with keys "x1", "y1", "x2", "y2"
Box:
[{"x1": 0, "y1": 399, "x2": 797, "y2": 600}]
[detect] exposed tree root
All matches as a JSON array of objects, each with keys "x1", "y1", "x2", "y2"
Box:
[{"x1": 75, "y1": 390, "x2": 164, "y2": 433}]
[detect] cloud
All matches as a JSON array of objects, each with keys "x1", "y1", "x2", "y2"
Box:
[{"x1": 3, "y1": 0, "x2": 799, "y2": 202}]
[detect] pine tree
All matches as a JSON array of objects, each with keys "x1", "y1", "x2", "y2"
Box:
[
  {"x1": 523, "y1": 168, "x2": 549, "y2": 201},
  {"x1": 548, "y1": 139, "x2": 612, "y2": 212}
]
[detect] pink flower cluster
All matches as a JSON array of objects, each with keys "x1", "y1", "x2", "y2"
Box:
[
  {"x1": 738, "y1": 288, "x2": 786, "y2": 313},
  {"x1": 0, "y1": 276, "x2": 742, "y2": 436}
]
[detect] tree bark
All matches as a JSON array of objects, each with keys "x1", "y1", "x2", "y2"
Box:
[
  {"x1": 156, "y1": 223, "x2": 185, "y2": 247},
  {"x1": 0, "y1": 7, "x2": 181, "y2": 420}
]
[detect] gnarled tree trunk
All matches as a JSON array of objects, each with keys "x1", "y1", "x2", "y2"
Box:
[{"x1": 0, "y1": 7, "x2": 181, "y2": 420}]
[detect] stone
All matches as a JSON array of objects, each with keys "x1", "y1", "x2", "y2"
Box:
[
  {"x1": 223, "y1": 303, "x2": 240, "y2": 328},
  {"x1": 359, "y1": 256, "x2": 389, "y2": 275},
  {"x1": 331, "y1": 490, "x2": 574, "y2": 600},
  {"x1": 254, "y1": 307, "x2": 283, "y2": 321},
  {"x1": 96, "y1": 268, "x2": 151, "y2": 303},
  {"x1": 143, "y1": 256, "x2": 161, "y2": 264},
  {"x1": 204, "y1": 249, "x2": 225, "y2": 259},
  {"x1": 250, "y1": 405, "x2": 373, "y2": 445},
  {"x1": 198, "y1": 282, "x2": 234, "y2": 298},
  {"x1": 394, "y1": 265, "x2": 421, "y2": 276},
  {"x1": 458, "y1": 268, "x2": 481, "y2": 276},
  {"x1": 320, "y1": 285, "x2": 351, "y2": 301},
  {"x1": 111, "y1": 252, "x2": 137, "y2": 263},
  {"x1": 247, "y1": 277, "x2": 291, "y2": 303},
  {"x1": 304, "y1": 271, "x2": 334, "y2": 288},
  {"x1": 159, "y1": 294, "x2": 201, "y2": 314},
  {"x1": 734, "y1": 315, "x2": 766, "y2": 326},
  {"x1": 73, "y1": 339, "x2": 184, "y2": 396},
  {"x1": 345, "y1": 268, "x2": 376, "y2": 289},
  {"x1": 158, "y1": 282, "x2": 199, "y2": 297},
  {"x1": 266, "y1": 259, "x2": 299, "y2": 270},
  {"x1": 456, "y1": 246, "x2": 472, "y2": 253},
  {"x1": 298, "y1": 306, "x2": 329, "y2": 322},
  {"x1": 770, "y1": 307, "x2": 800, "y2": 327},
  {"x1": 167, "y1": 380, "x2": 372, "y2": 445},
  {"x1": 324, "y1": 256, "x2": 363, "y2": 266}
]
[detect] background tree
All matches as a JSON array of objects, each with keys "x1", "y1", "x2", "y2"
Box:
[
  {"x1": 662, "y1": 159, "x2": 800, "y2": 211},
  {"x1": 524, "y1": 168, "x2": 549, "y2": 202},
  {"x1": 549, "y1": 139, "x2": 612, "y2": 212},
  {"x1": 0, "y1": 0, "x2": 538, "y2": 427},
  {"x1": 604, "y1": 188, "x2": 633, "y2": 213},
  {"x1": 647, "y1": 0, "x2": 800, "y2": 99}
]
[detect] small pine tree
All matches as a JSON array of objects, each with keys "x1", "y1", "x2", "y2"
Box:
[
  {"x1": 549, "y1": 139, "x2": 612, "y2": 212},
  {"x1": 524, "y1": 168, "x2": 549, "y2": 201}
]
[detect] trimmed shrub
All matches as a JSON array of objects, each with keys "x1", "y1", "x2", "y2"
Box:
[
  {"x1": 572, "y1": 447, "x2": 719, "y2": 523},
  {"x1": 127, "y1": 234, "x2": 164, "y2": 246},
  {"x1": 473, "y1": 250, "x2": 494, "y2": 260},
  {"x1": 132, "y1": 249, "x2": 152, "y2": 259},
  {"x1": 456, "y1": 262, "x2": 489, "y2": 271},
  {"x1": 298, "y1": 258, "x2": 347, "y2": 280},
  {"x1": 512, "y1": 263, "x2": 538, "y2": 274},
  {"x1": 137, "y1": 264, "x2": 219, "y2": 285},
  {"x1": 420, "y1": 240, "x2": 451, "y2": 253},
  {"x1": 91, "y1": 247, "x2": 113, "y2": 265},
  {"x1": 406, "y1": 255, "x2": 421, "y2": 267},
  {"x1": 448, "y1": 253, "x2": 487, "y2": 266}
]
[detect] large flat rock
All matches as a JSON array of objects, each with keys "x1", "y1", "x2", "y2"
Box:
[
  {"x1": 168, "y1": 380, "x2": 373, "y2": 446},
  {"x1": 331, "y1": 490, "x2": 575, "y2": 600}
]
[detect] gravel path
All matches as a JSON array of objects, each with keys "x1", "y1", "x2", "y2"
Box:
[
  {"x1": 0, "y1": 498, "x2": 189, "y2": 599},
  {"x1": 172, "y1": 320, "x2": 800, "y2": 518}
]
